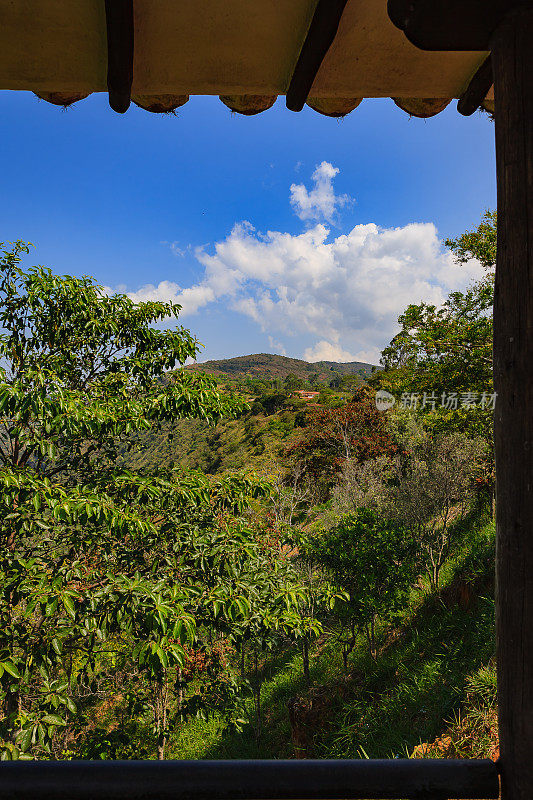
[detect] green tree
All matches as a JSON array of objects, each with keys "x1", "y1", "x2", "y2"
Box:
[
  {"x1": 380, "y1": 210, "x2": 495, "y2": 400},
  {"x1": 338, "y1": 424, "x2": 486, "y2": 588},
  {"x1": 380, "y1": 278, "x2": 493, "y2": 401},
  {"x1": 301, "y1": 509, "x2": 417, "y2": 661},
  {"x1": 0, "y1": 242, "x2": 316, "y2": 759},
  {"x1": 284, "y1": 374, "x2": 303, "y2": 391},
  {"x1": 444, "y1": 209, "x2": 497, "y2": 272},
  {"x1": 377, "y1": 210, "x2": 496, "y2": 504},
  {"x1": 257, "y1": 391, "x2": 287, "y2": 415}
]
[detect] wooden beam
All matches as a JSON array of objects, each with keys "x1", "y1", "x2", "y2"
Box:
[
  {"x1": 286, "y1": 0, "x2": 349, "y2": 112},
  {"x1": 492, "y1": 8, "x2": 533, "y2": 800},
  {"x1": 387, "y1": 0, "x2": 532, "y2": 51},
  {"x1": 0, "y1": 759, "x2": 500, "y2": 800},
  {"x1": 458, "y1": 56, "x2": 493, "y2": 116},
  {"x1": 104, "y1": 0, "x2": 134, "y2": 113}
]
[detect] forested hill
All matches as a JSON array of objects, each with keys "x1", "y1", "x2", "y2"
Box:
[
  {"x1": 186, "y1": 353, "x2": 378, "y2": 382},
  {"x1": 121, "y1": 354, "x2": 379, "y2": 476}
]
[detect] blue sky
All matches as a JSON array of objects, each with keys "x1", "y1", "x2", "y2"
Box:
[{"x1": 1, "y1": 91, "x2": 495, "y2": 364}]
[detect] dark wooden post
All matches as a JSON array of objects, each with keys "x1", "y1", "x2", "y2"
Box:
[{"x1": 492, "y1": 9, "x2": 533, "y2": 800}]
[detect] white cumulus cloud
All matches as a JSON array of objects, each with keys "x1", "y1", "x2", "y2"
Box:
[
  {"x1": 125, "y1": 280, "x2": 182, "y2": 304},
  {"x1": 303, "y1": 340, "x2": 356, "y2": 363},
  {"x1": 114, "y1": 164, "x2": 485, "y2": 364},
  {"x1": 268, "y1": 336, "x2": 287, "y2": 356},
  {"x1": 290, "y1": 161, "x2": 353, "y2": 223},
  {"x1": 183, "y1": 219, "x2": 482, "y2": 359}
]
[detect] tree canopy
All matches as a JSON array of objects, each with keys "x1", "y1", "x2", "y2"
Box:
[
  {"x1": 380, "y1": 210, "x2": 495, "y2": 403},
  {"x1": 0, "y1": 242, "x2": 318, "y2": 759},
  {"x1": 376, "y1": 210, "x2": 495, "y2": 469},
  {"x1": 285, "y1": 388, "x2": 395, "y2": 497}
]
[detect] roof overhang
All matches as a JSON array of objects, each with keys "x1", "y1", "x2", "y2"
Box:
[{"x1": 0, "y1": 0, "x2": 493, "y2": 117}]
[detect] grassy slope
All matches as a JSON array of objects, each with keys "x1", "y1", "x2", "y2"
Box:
[
  {"x1": 119, "y1": 407, "x2": 301, "y2": 476},
  {"x1": 169, "y1": 516, "x2": 496, "y2": 761},
  {"x1": 120, "y1": 352, "x2": 379, "y2": 476}
]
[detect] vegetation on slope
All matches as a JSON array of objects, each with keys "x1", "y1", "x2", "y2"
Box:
[
  {"x1": 186, "y1": 353, "x2": 378, "y2": 385},
  {"x1": 0, "y1": 245, "x2": 324, "y2": 760},
  {"x1": 168, "y1": 210, "x2": 499, "y2": 762},
  {"x1": 119, "y1": 369, "x2": 378, "y2": 477},
  {"x1": 119, "y1": 406, "x2": 301, "y2": 476},
  {"x1": 167, "y1": 516, "x2": 495, "y2": 761}
]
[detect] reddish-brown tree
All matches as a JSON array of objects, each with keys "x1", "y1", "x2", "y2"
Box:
[{"x1": 285, "y1": 388, "x2": 395, "y2": 498}]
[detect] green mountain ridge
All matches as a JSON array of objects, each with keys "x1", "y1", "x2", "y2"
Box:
[{"x1": 186, "y1": 352, "x2": 379, "y2": 382}]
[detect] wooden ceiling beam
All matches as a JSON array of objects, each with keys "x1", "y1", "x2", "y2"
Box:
[
  {"x1": 387, "y1": 0, "x2": 533, "y2": 51},
  {"x1": 458, "y1": 55, "x2": 493, "y2": 116},
  {"x1": 286, "y1": 0, "x2": 349, "y2": 112},
  {"x1": 104, "y1": 0, "x2": 134, "y2": 113}
]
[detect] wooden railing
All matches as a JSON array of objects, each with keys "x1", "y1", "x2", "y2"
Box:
[{"x1": 0, "y1": 758, "x2": 500, "y2": 800}]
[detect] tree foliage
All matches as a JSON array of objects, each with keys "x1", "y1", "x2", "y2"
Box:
[
  {"x1": 285, "y1": 388, "x2": 395, "y2": 498},
  {"x1": 379, "y1": 210, "x2": 495, "y2": 405},
  {"x1": 0, "y1": 242, "x2": 318, "y2": 759},
  {"x1": 336, "y1": 423, "x2": 486, "y2": 589},
  {"x1": 376, "y1": 211, "x2": 496, "y2": 501},
  {"x1": 301, "y1": 509, "x2": 417, "y2": 659}
]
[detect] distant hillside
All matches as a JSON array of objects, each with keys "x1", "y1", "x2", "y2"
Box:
[
  {"x1": 122, "y1": 354, "x2": 379, "y2": 477},
  {"x1": 186, "y1": 353, "x2": 378, "y2": 382}
]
